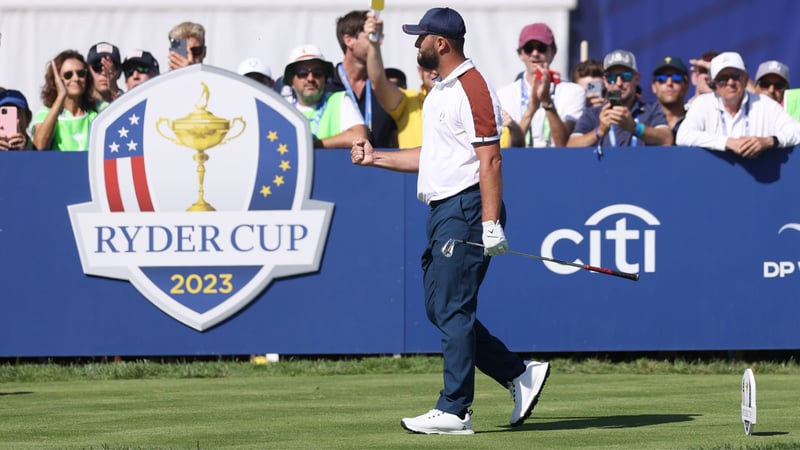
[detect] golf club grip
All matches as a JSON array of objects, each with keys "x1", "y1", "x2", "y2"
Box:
[{"x1": 583, "y1": 264, "x2": 639, "y2": 281}]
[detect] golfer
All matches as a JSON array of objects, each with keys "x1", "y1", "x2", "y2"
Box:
[{"x1": 351, "y1": 7, "x2": 550, "y2": 435}]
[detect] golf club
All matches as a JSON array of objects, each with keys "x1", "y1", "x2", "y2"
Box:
[{"x1": 441, "y1": 238, "x2": 639, "y2": 282}]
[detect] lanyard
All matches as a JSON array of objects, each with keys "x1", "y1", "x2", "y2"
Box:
[
  {"x1": 337, "y1": 64, "x2": 372, "y2": 131},
  {"x1": 295, "y1": 93, "x2": 330, "y2": 136},
  {"x1": 608, "y1": 118, "x2": 639, "y2": 147},
  {"x1": 720, "y1": 97, "x2": 750, "y2": 137},
  {"x1": 520, "y1": 79, "x2": 556, "y2": 146}
]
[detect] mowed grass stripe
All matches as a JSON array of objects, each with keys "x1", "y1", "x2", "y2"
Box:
[{"x1": 1, "y1": 369, "x2": 799, "y2": 449}]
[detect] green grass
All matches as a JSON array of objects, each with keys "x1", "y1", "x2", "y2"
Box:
[{"x1": 1, "y1": 356, "x2": 799, "y2": 449}]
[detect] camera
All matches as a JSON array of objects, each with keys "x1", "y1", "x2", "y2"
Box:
[
  {"x1": 170, "y1": 38, "x2": 188, "y2": 58},
  {"x1": 606, "y1": 90, "x2": 623, "y2": 106}
]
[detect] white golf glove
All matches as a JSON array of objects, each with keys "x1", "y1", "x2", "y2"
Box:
[{"x1": 481, "y1": 220, "x2": 509, "y2": 256}]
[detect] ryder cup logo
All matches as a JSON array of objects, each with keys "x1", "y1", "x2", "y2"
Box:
[{"x1": 68, "y1": 65, "x2": 333, "y2": 331}]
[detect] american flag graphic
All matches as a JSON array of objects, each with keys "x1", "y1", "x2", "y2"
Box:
[{"x1": 103, "y1": 100, "x2": 154, "y2": 212}]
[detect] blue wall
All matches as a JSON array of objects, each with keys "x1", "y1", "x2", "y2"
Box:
[
  {"x1": 2, "y1": 147, "x2": 799, "y2": 356},
  {"x1": 569, "y1": 0, "x2": 800, "y2": 102}
]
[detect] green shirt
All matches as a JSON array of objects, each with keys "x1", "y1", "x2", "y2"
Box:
[
  {"x1": 32, "y1": 107, "x2": 98, "y2": 151},
  {"x1": 299, "y1": 91, "x2": 345, "y2": 140}
]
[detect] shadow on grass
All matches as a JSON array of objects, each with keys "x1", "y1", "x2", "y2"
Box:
[
  {"x1": 751, "y1": 431, "x2": 789, "y2": 437},
  {"x1": 0, "y1": 391, "x2": 33, "y2": 396},
  {"x1": 483, "y1": 414, "x2": 701, "y2": 433}
]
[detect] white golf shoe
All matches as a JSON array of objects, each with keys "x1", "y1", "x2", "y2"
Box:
[
  {"x1": 508, "y1": 360, "x2": 550, "y2": 426},
  {"x1": 400, "y1": 409, "x2": 474, "y2": 435}
]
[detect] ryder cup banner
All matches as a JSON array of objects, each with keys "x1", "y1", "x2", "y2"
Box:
[{"x1": 68, "y1": 65, "x2": 334, "y2": 331}]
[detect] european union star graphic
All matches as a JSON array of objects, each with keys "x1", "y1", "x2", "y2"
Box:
[
  {"x1": 251, "y1": 103, "x2": 298, "y2": 210},
  {"x1": 68, "y1": 65, "x2": 334, "y2": 331}
]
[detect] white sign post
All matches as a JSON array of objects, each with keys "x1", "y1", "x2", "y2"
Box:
[{"x1": 741, "y1": 368, "x2": 757, "y2": 435}]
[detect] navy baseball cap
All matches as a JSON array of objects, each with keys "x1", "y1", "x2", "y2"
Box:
[
  {"x1": 0, "y1": 89, "x2": 30, "y2": 110},
  {"x1": 402, "y1": 7, "x2": 466, "y2": 40}
]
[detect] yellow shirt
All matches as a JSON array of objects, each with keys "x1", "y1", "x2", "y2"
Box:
[{"x1": 388, "y1": 86, "x2": 427, "y2": 149}]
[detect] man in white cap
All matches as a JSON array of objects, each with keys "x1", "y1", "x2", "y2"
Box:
[
  {"x1": 568, "y1": 49, "x2": 672, "y2": 149},
  {"x1": 497, "y1": 22, "x2": 585, "y2": 147},
  {"x1": 283, "y1": 44, "x2": 367, "y2": 148},
  {"x1": 677, "y1": 51, "x2": 800, "y2": 158},
  {"x1": 237, "y1": 57, "x2": 274, "y2": 88},
  {"x1": 754, "y1": 60, "x2": 789, "y2": 105}
]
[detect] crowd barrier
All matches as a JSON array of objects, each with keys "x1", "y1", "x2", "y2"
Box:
[{"x1": 1, "y1": 146, "x2": 798, "y2": 357}]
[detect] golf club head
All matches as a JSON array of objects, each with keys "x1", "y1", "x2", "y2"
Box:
[{"x1": 441, "y1": 239, "x2": 456, "y2": 258}]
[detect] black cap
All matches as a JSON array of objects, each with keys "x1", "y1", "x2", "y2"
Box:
[
  {"x1": 402, "y1": 7, "x2": 466, "y2": 40},
  {"x1": 87, "y1": 42, "x2": 121, "y2": 67},
  {"x1": 653, "y1": 56, "x2": 688, "y2": 76}
]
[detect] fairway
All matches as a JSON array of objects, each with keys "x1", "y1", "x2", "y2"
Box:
[{"x1": 1, "y1": 360, "x2": 799, "y2": 449}]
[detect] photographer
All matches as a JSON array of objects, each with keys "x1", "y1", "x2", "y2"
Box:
[{"x1": 568, "y1": 49, "x2": 673, "y2": 148}]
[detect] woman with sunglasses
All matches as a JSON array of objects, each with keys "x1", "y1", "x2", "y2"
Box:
[{"x1": 32, "y1": 50, "x2": 98, "y2": 151}]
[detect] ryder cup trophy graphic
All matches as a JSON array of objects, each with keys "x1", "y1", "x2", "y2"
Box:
[{"x1": 157, "y1": 81, "x2": 245, "y2": 211}]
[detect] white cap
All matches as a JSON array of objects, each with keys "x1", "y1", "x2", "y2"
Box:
[
  {"x1": 710, "y1": 52, "x2": 746, "y2": 80},
  {"x1": 237, "y1": 57, "x2": 272, "y2": 78},
  {"x1": 283, "y1": 44, "x2": 333, "y2": 82}
]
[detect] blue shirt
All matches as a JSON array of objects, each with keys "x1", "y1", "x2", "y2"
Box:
[{"x1": 574, "y1": 99, "x2": 667, "y2": 146}]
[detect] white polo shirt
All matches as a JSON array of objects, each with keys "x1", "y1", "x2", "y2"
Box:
[{"x1": 417, "y1": 59, "x2": 502, "y2": 204}]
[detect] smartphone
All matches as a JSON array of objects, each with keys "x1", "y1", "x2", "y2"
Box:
[
  {"x1": 606, "y1": 90, "x2": 623, "y2": 106},
  {"x1": 170, "y1": 38, "x2": 188, "y2": 58},
  {"x1": 586, "y1": 80, "x2": 603, "y2": 96},
  {"x1": 0, "y1": 106, "x2": 18, "y2": 138}
]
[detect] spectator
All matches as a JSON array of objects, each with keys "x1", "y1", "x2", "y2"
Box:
[
  {"x1": 497, "y1": 23, "x2": 585, "y2": 147},
  {"x1": 87, "y1": 42, "x2": 123, "y2": 107},
  {"x1": 688, "y1": 50, "x2": 718, "y2": 104},
  {"x1": 571, "y1": 58, "x2": 605, "y2": 108},
  {"x1": 651, "y1": 56, "x2": 690, "y2": 138},
  {"x1": 237, "y1": 57, "x2": 275, "y2": 88},
  {"x1": 568, "y1": 49, "x2": 672, "y2": 148},
  {"x1": 0, "y1": 89, "x2": 33, "y2": 150},
  {"x1": 754, "y1": 60, "x2": 789, "y2": 105},
  {"x1": 122, "y1": 50, "x2": 160, "y2": 91},
  {"x1": 32, "y1": 50, "x2": 98, "y2": 151},
  {"x1": 352, "y1": 7, "x2": 550, "y2": 435},
  {"x1": 332, "y1": 10, "x2": 398, "y2": 148},
  {"x1": 676, "y1": 51, "x2": 800, "y2": 158},
  {"x1": 284, "y1": 44, "x2": 367, "y2": 149},
  {"x1": 363, "y1": 11, "x2": 436, "y2": 149},
  {"x1": 168, "y1": 21, "x2": 206, "y2": 70}
]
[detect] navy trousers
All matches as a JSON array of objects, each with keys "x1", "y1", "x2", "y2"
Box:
[{"x1": 421, "y1": 186, "x2": 526, "y2": 416}]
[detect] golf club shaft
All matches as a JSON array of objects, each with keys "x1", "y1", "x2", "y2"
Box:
[{"x1": 456, "y1": 240, "x2": 639, "y2": 281}]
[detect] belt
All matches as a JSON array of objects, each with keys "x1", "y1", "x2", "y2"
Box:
[{"x1": 429, "y1": 183, "x2": 480, "y2": 208}]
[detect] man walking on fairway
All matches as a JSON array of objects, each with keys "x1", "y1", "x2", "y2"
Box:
[{"x1": 350, "y1": 7, "x2": 550, "y2": 435}]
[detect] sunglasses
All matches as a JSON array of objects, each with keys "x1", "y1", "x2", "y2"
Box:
[
  {"x1": 189, "y1": 46, "x2": 205, "y2": 58},
  {"x1": 124, "y1": 65, "x2": 151, "y2": 78},
  {"x1": 605, "y1": 71, "x2": 634, "y2": 83},
  {"x1": 758, "y1": 79, "x2": 787, "y2": 90},
  {"x1": 654, "y1": 73, "x2": 686, "y2": 84},
  {"x1": 715, "y1": 72, "x2": 742, "y2": 84},
  {"x1": 295, "y1": 67, "x2": 326, "y2": 78},
  {"x1": 62, "y1": 69, "x2": 88, "y2": 80},
  {"x1": 521, "y1": 41, "x2": 549, "y2": 55},
  {"x1": 695, "y1": 67, "x2": 709, "y2": 75}
]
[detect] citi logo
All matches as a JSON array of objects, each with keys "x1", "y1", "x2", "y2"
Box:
[{"x1": 540, "y1": 204, "x2": 659, "y2": 276}]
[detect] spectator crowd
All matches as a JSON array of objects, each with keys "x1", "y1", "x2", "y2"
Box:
[{"x1": 2, "y1": 13, "x2": 800, "y2": 159}]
